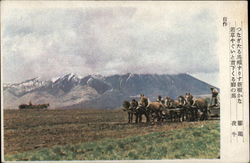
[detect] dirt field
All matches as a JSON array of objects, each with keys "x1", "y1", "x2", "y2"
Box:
[{"x1": 4, "y1": 108, "x2": 219, "y2": 160}]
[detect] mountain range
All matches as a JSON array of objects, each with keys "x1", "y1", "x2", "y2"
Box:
[{"x1": 3, "y1": 73, "x2": 216, "y2": 109}]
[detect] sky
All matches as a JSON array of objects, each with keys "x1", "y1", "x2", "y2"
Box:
[{"x1": 2, "y1": 4, "x2": 219, "y2": 86}]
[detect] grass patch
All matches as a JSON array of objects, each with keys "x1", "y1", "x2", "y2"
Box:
[{"x1": 5, "y1": 122, "x2": 219, "y2": 160}]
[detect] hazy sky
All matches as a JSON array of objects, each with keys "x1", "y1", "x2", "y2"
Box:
[{"x1": 2, "y1": 4, "x2": 219, "y2": 86}]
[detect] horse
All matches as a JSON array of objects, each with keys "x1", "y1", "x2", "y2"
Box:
[
  {"x1": 135, "y1": 105, "x2": 150, "y2": 123},
  {"x1": 130, "y1": 99, "x2": 139, "y2": 123},
  {"x1": 163, "y1": 96, "x2": 184, "y2": 122},
  {"x1": 139, "y1": 94, "x2": 164, "y2": 123},
  {"x1": 122, "y1": 100, "x2": 137, "y2": 123},
  {"x1": 178, "y1": 96, "x2": 187, "y2": 106},
  {"x1": 129, "y1": 94, "x2": 150, "y2": 123},
  {"x1": 164, "y1": 96, "x2": 179, "y2": 108},
  {"x1": 176, "y1": 95, "x2": 190, "y2": 121},
  {"x1": 139, "y1": 94, "x2": 148, "y2": 108},
  {"x1": 185, "y1": 93, "x2": 208, "y2": 121},
  {"x1": 182, "y1": 93, "x2": 198, "y2": 121},
  {"x1": 193, "y1": 98, "x2": 209, "y2": 120},
  {"x1": 185, "y1": 93, "x2": 194, "y2": 105}
]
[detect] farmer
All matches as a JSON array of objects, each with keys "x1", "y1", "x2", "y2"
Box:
[{"x1": 210, "y1": 88, "x2": 219, "y2": 106}]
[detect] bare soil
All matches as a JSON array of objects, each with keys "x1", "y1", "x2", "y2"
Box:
[{"x1": 4, "y1": 108, "x2": 218, "y2": 155}]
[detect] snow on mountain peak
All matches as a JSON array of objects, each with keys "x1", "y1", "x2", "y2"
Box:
[
  {"x1": 87, "y1": 77, "x2": 94, "y2": 85},
  {"x1": 52, "y1": 73, "x2": 81, "y2": 83},
  {"x1": 11, "y1": 77, "x2": 43, "y2": 87},
  {"x1": 66, "y1": 73, "x2": 76, "y2": 79},
  {"x1": 126, "y1": 73, "x2": 135, "y2": 82},
  {"x1": 51, "y1": 76, "x2": 60, "y2": 82},
  {"x1": 3, "y1": 77, "x2": 50, "y2": 96}
]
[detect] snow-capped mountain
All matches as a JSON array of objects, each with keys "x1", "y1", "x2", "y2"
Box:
[
  {"x1": 3, "y1": 77, "x2": 51, "y2": 97},
  {"x1": 3, "y1": 73, "x2": 216, "y2": 109},
  {"x1": 53, "y1": 73, "x2": 81, "y2": 84},
  {"x1": 52, "y1": 73, "x2": 81, "y2": 93}
]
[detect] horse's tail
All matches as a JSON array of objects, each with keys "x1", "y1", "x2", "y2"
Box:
[{"x1": 122, "y1": 101, "x2": 130, "y2": 110}]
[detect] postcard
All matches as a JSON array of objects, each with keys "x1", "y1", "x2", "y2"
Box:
[{"x1": 1, "y1": 1, "x2": 248, "y2": 163}]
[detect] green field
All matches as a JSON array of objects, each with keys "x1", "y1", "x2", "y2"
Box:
[{"x1": 4, "y1": 109, "x2": 220, "y2": 160}]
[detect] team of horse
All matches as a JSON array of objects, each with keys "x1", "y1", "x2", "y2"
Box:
[
  {"x1": 19, "y1": 103, "x2": 50, "y2": 109},
  {"x1": 122, "y1": 93, "x2": 209, "y2": 124}
]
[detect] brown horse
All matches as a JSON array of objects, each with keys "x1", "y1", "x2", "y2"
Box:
[
  {"x1": 164, "y1": 96, "x2": 180, "y2": 108},
  {"x1": 138, "y1": 94, "x2": 148, "y2": 107},
  {"x1": 164, "y1": 96, "x2": 186, "y2": 122},
  {"x1": 148, "y1": 102, "x2": 165, "y2": 122},
  {"x1": 193, "y1": 98, "x2": 208, "y2": 120},
  {"x1": 185, "y1": 93, "x2": 208, "y2": 121},
  {"x1": 182, "y1": 93, "x2": 197, "y2": 121},
  {"x1": 139, "y1": 95, "x2": 164, "y2": 123}
]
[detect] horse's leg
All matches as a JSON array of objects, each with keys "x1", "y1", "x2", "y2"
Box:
[
  {"x1": 199, "y1": 110, "x2": 203, "y2": 121},
  {"x1": 179, "y1": 110, "x2": 182, "y2": 122},
  {"x1": 201, "y1": 111, "x2": 204, "y2": 121},
  {"x1": 170, "y1": 111, "x2": 173, "y2": 122},
  {"x1": 149, "y1": 108, "x2": 155, "y2": 123},
  {"x1": 178, "y1": 111, "x2": 181, "y2": 122},
  {"x1": 204, "y1": 108, "x2": 208, "y2": 120},
  {"x1": 131, "y1": 113, "x2": 134, "y2": 123},
  {"x1": 186, "y1": 108, "x2": 189, "y2": 121},
  {"x1": 155, "y1": 111, "x2": 159, "y2": 122},
  {"x1": 139, "y1": 113, "x2": 142, "y2": 123},
  {"x1": 186, "y1": 109, "x2": 188, "y2": 121},
  {"x1": 176, "y1": 110, "x2": 180, "y2": 122},
  {"x1": 130, "y1": 112, "x2": 133, "y2": 123},
  {"x1": 183, "y1": 108, "x2": 186, "y2": 121},
  {"x1": 195, "y1": 109, "x2": 198, "y2": 121},
  {"x1": 128, "y1": 113, "x2": 131, "y2": 123},
  {"x1": 173, "y1": 112, "x2": 176, "y2": 122},
  {"x1": 192, "y1": 109, "x2": 195, "y2": 121},
  {"x1": 156, "y1": 111, "x2": 161, "y2": 122},
  {"x1": 201, "y1": 108, "x2": 206, "y2": 121},
  {"x1": 181, "y1": 110, "x2": 184, "y2": 122},
  {"x1": 147, "y1": 108, "x2": 152, "y2": 123},
  {"x1": 188, "y1": 109, "x2": 191, "y2": 121},
  {"x1": 172, "y1": 111, "x2": 175, "y2": 122},
  {"x1": 130, "y1": 113, "x2": 133, "y2": 123},
  {"x1": 135, "y1": 113, "x2": 139, "y2": 123},
  {"x1": 191, "y1": 109, "x2": 194, "y2": 121},
  {"x1": 152, "y1": 112, "x2": 156, "y2": 122},
  {"x1": 157, "y1": 111, "x2": 162, "y2": 122},
  {"x1": 196, "y1": 108, "x2": 199, "y2": 121},
  {"x1": 145, "y1": 112, "x2": 150, "y2": 123},
  {"x1": 193, "y1": 109, "x2": 197, "y2": 121},
  {"x1": 156, "y1": 111, "x2": 162, "y2": 124},
  {"x1": 160, "y1": 111, "x2": 164, "y2": 122}
]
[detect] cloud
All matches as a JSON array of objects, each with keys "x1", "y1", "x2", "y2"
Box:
[{"x1": 2, "y1": 6, "x2": 219, "y2": 84}]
